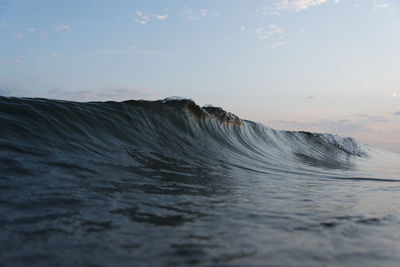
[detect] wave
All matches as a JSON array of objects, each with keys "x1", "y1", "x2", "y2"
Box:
[
  {"x1": 2, "y1": 96, "x2": 400, "y2": 266},
  {"x1": 0, "y1": 96, "x2": 367, "y2": 175}
]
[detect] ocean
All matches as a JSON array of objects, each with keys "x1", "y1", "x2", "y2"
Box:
[{"x1": 1, "y1": 96, "x2": 400, "y2": 266}]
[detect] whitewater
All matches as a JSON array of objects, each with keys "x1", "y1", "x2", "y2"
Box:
[{"x1": 1, "y1": 96, "x2": 400, "y2": 266}]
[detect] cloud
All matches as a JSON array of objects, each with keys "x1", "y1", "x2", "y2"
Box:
[
  {"x1": 373, "y1": 1, "x2": 391, "y2": 10},
  {"x1": 56, "y1": 24, "x2": 72, "y2": 31},
  {"x1": 0, "y1": 81, "x2": 28, "y2": 97},
  {"x1": 270, "y1": 119, "x2": 364, "y2": 134},
  {"x1": 353, "y1": 114, "x2": 390, "y2": 123},
  {"x1": 265, "y1": 0, "x2": 342, "y2": 14},
  {"x1": 93, "y1": 49, "x2": 178, "y2": 56},
  {"x1": 182, "y1": 6, "x2": 219, "y2": 21},
  {"x1": 132, "y1": 50, "x2": 178, "y2": 56},
  {"x1": 0, "y1": 87, "x2": 12, "y2": 95},
  {"x1": 94, "y1": 50, "x2": 126, "y2": 55},
  {"x1": 268, "y1": 116, "x2": 391, "y2": 137},
  {"x1": 15, "y1": 58, "x2": 22, "y2": 63},
  {"x1": 130, "y1": 9, "x2": 170, "y2": 24},
  {"x1": 256, "y1": 25, "x2": 284, "y2": 40},
  {"x1": 154, "y1": 14, "x2": 168, "y2": 20},
  {"x1": 51, "y1": 53, "x2": 62, "y2": 57},
  {"x1": 276, "y1": 0, "x2": 328, "y2": 12},
  {"x1": 199, "y1": 9, "x2": 208, "y2": 16},
  {"x1": 374, "y1": 4, "x2": 389, "y2": 8},
  {"x1": 132, "y1": 10, "x2": 150, "y2": 24},
  {"x1": 182, "y1": 6, "x2": 200, "y2": 21},
  {"x1": 2, "y1": 79, "x2": 151, "y2": 101},
  {"x1": 240, "y1": 26, "x2": 246, "y2": 31},
  {"x1": 268, "y1": 113, "x2": 393, "y2": 139},
  {"x1": 26, "y1": 27, "x2": 36, "y2": 32},
  {"x1": 46, "y1": 85, "x2": 150, "y2": 102},
  {"x1": 271, "y1": 41, "x2": 286, "y2": 48}
]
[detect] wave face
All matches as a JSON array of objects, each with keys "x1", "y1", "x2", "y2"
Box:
[{"x1": 1, "y1": 96, "x2": 400, "y2": 266}]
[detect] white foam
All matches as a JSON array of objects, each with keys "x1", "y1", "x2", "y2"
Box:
[
  {"x1": 162, "y1": 96, "x2": 191, "y2": 102},
  {"x1": 321, "y1": 133, "x2": 366, "y2": 156}
]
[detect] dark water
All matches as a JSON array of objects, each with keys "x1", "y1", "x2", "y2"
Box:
[{"x1": 1, "y1": 96, "x2": 400, "y2": 266}]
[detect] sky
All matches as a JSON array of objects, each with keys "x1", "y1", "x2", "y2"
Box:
[{"x1": 0, "y1": 0, "x2": 399, "y2": 153}]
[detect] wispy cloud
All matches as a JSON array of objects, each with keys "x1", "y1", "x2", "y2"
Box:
[
  {"x1": 94, "y1": 50, "x2": 127, "y2": 55},
  {"x1": 132, "y1": 50, "x2": 179, "y2": 56},
  {"x1": 199, "y1": 9, "x2": 208, "y2": 17},
  {"x1": 271, "y1": 41, "x2": 286, "y2": 48},
  {"x1": 256, "y1": 25, "x2": 284, "y2": 40},
  {"x1": 353, "y1": 114, "x2": 390, "y2": 123},
  {"x1": 182, "y1": 6, "x2": 200, "y2": 20},
  {"x1": 132, "y1": 10, "x2": 151, "y2": 24},
  {"x1": 130, "y1": 9, "x2": 170, "y2": 24},
  {"x1": 2, "y1": 81, "x2": 150, "y2": 102},
  {"x1": 0, "y1": 81, "x2": 29, "y2": 97},
  {"x1": 374, "y1": 4, "x2": 389, "y2": 8},
  {"x1": 240, "y1": 26, "x2": 246, "y2": 31},
  {"x1": 154, "y1": 14, "x2": 169, "y2": 20},
  {"x1": 268, "y1": 114, "x2": 391, "y2": 136},
  {"x1": 373, "y1": 0, "x2": 390, "y2": 10},
  {"x1": 372, "y1": 0, "x2": 398, "y2": 12},
  {"x1": 26, "y1": 27, "x2": 36, "y2": 32},
  {"x1": 51, "y1": 53, "x2": 62, "y2": 57},
  {"x1": 264, "y1": 0, "x2": 341, "y2": 14},
  {"x1": 270, "y1": 118, "x2": 367, "y2": 135},
  {"x1": 93, "y1": 49, "x2": 178, "y2": 56},
  {"x1": 182, "y1": 6, "x2": 219, "y2": 21},
  {"x1": 46, "y1": 85, "x2": 150, "y2": 102},
  {"x1": 56, "y1": 24, "x2": 72, "y2": 32}
]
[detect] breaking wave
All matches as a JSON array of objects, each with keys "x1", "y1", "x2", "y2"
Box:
[{"x1": 1, "y1": 96, "x2": 399, "y2": 266}]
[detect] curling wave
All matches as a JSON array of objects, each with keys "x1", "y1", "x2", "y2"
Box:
[
  {"x1": 1, "y1": 96, "x2": 400, "y2": 266},
  {"x1": 0, "y1": 96, "x2": 366, "y2": 173}
]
